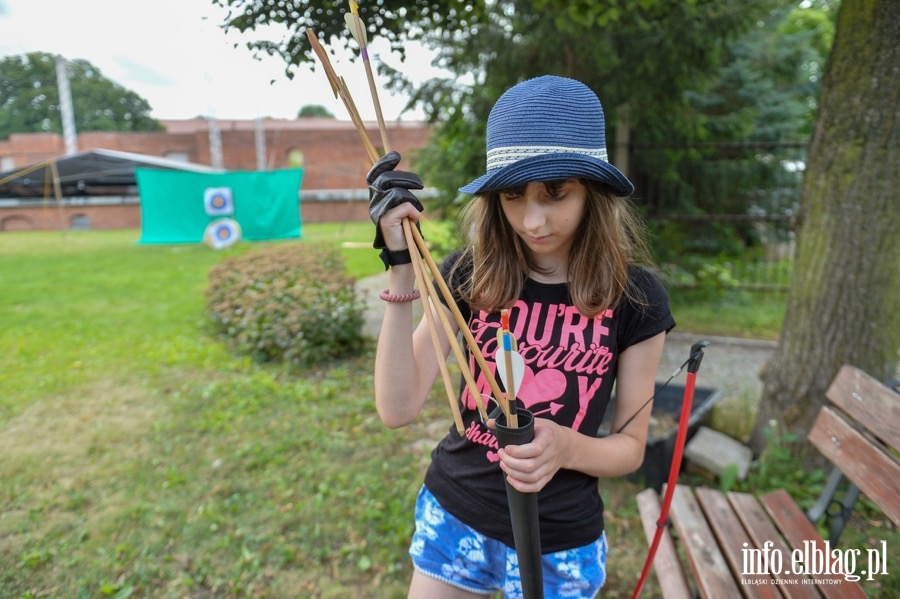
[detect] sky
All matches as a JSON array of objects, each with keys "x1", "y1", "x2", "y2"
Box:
[{"x1": 0, "y1": 0, "x2": 442, "y2": 122}]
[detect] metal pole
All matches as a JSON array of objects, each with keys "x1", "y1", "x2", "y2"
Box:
[
  {"x1": 208, "y1": 116, "x2": 223, "y2": 169},
  {"x1": 55, "y1": 55, "x2": 77, "y2": 156},
  {"x1": 255, "y1": 116, "x2": 266, "y2": 171}
]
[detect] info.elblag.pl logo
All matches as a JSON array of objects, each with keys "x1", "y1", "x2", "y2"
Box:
[{"x1": 742, "y1": 540, "x2": 889, "y2": 583}]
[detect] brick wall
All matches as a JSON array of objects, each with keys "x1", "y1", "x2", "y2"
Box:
[
  {"x1": 0, "y1": 118, "x2": 431, "y2": 187},
  {"x1": 0, "y1": 199, "x2": 370, "y2": 231},
  {"x1": 0, "y1": 202, "x2": 140, "y2": 231},
  {"x1": 0, "y1": 118, "x2": 432, "y2": 231}
]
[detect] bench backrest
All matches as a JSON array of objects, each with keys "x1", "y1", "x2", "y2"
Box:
[{"x1": 807, "y1": 364, "x2": 900, "y2": 526}]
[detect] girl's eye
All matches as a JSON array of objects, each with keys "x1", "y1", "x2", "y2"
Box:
[
  {"x1": 545, "y1": 187, "x2": 570, "y2": 202},
  {"x1": 501, "y1": 192, "x2": 523, "y2": 201}
]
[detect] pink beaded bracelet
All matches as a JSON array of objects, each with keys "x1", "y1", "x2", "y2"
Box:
[{"x1": 379, "y1": 288, "x2": 421, "y2": 303}]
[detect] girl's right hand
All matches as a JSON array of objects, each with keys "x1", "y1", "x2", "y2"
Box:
[
  {"x1": 377, "y1": 202, "x2": 424, "y2": 251},
  {"x1": 367, "y1": 151, "x2": 424, "y2": 249}
]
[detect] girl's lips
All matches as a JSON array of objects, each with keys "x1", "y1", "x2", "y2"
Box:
[{"x1": 526, "y1": 234, "x2": 551, "y2": 244}]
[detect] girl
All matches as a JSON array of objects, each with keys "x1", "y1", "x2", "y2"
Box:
[{"x1": 368, "y1": 75, "x2": 675, "y2": 599}]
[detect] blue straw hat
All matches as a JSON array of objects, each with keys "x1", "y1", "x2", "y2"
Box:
[{"x1": 459, "y1": 76, "x2": 634, "y2": 196}]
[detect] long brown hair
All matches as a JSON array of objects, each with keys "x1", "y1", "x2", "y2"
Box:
[{"x1": 454, "y1": 180, "x2": 652, "y2": 318}]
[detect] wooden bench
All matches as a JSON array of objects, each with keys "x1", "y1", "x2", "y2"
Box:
[{"x1": 636, "y1": 364, "x2": 900, "y2": 598}]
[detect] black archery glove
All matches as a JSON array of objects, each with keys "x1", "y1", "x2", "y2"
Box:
[{"x1": 367, "y1": 151, "x2": 425, "y2": 250}]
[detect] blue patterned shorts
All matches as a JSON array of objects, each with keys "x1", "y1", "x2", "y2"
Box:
[{"x1": 409, "y1": 487, "x2": 607, "y2": 598}]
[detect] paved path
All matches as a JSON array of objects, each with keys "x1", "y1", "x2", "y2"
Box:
[
  {"x1": 659, "y1": 332, "x2": 774, "y2": 401},
  {"x1": 358, "y1": 272, "x2": 776, "y2": 402}
]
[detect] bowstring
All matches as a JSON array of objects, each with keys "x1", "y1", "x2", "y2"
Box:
[{"x1": 613, "y1": 353, "x2": 696, "y2": 435}]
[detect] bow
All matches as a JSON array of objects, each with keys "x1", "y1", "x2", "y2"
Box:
[{"x1": 629, "y1": 341, "x2": 709, "y2": 599}]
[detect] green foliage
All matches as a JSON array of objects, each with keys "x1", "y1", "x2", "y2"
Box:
[
  {"x1": 718, "y1": 463, "x2": 740, "y2": 493},
  {"x1": 653, "y1": 218, "x2": 794, "y2": 302},
  {"x1": 622, "y1": 4, "x2": 831, "y2": 261},
  {"x1": 212, "y1": 0, "x2": 489, "y2": 74},
  {"x1": 687, "y1": 4, "x2": 834, "y2": 141},
  {"x1": 411, "y1": 0, "x2": 827, "y2": 226},
  {"x1": 408, "y1": 0, "x2": 784, "y2": 206},
  {"x1": 413, "y1": 218, "x2": 459, "y2": 261},
  {"x1": 735, "y1": 427, "x2": 826, "y2": 507},
  {"x1": 650, "y1": 219, "x2": 754, "y2": 265},
  {"x1": 0, "y1": 52, "x2": 163, "y2": 139},
  {"x1": 206, "y1": 242, "x2": 367, "y2": 367},
  {"x1": 296, "y1": 104, "x2": 335, "y2": 118}
]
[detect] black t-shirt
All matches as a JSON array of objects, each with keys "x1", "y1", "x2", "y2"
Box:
[{"x1": 423, "y1": 250, "x2": 676, "y2": 552}]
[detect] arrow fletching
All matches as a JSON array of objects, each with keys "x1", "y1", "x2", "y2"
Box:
[
  {"x1": 500, "y1": 309, "x2": 519, "y2": 427},
  {"x1": 344, "y1": 5, "x2": 368, "y2": 47}
]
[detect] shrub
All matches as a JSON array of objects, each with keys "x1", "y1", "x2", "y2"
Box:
[{"x1": 205, "y1": 242, "x2": 367, "y2": 367}]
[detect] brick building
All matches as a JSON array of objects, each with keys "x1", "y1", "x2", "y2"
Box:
[{"x1": 0, "y1": 117, "x2": 432, "y2": 231}]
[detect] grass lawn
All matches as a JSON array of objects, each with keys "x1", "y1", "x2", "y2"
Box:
[
  {"x1": 1, "y1": 227, "x2": 892, "y2": 598},
  {"x1": 1, "y1": 228, "x2": 435, "y2": 597},
  {"x1": 668, "y1": 289, "x2": 786, "y2": 341}
]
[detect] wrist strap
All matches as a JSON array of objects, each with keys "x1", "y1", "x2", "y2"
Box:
[
  {"x1": 379, "y1": 247, "x2": 413, "y2": 270},
  {"x1": 379, "y1": 288, "x2": 421, "y2": 303}
]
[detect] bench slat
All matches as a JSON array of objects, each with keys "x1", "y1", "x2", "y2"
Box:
[
  {"x1": 826, "y1": 364, "x2": 900, "y2": 450},
  {"x1": 694, "y1": 487, "x2": 783, "y2": 598},
  {"x1": 636, "y1": 488, "x2": 692, "y2": 599},
  {"x1": 728, "y1": 492, "x2": 819, "y2": 599},
  {"x1": 808, "y1": 406, "x2": 900, "y2": 526},
  {"x1": 669, "y1": 485, "x2": 742, "y2": 598},
  {"x1": 761, "y1": 489, "x2": 868, "y2": 599}
]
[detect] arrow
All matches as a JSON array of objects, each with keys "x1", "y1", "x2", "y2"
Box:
[
  {"x1": 305, "y1": 28, "x2": 379, "y2": 163},
  {"x1": 345, "y1": 1, "x2": 391, "y2": 152},
  {"x1": 499, "y1": 309, "x2": 519, "y2": 428},
  {"x1": 495, "y1": 327, "x2": 525, "y2": 398}
]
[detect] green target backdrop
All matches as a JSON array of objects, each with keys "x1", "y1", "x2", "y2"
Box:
[{"x1": 136, "y1": 168, "x2": 303, "y2": 244}]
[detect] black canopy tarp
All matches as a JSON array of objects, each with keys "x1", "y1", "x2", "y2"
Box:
[{"x1": 0, "y1": 148, "x2": 219, "y2": 199}]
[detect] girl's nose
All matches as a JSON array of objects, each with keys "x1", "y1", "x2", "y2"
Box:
[{"x1": 522, "y1": 197, "x2": 547, "y2": 231}]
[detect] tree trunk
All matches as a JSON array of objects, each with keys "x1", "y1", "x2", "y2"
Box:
[{"x1": 750, "y1": 0, "x2": 900, "y2": 453}]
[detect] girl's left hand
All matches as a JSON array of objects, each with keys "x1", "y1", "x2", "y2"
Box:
[{"x1": 497, "y1": 418, "x2": 570, "y2": 493}]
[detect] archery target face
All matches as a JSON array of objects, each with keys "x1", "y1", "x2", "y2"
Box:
[
  {"x1": 204, "y1": 218, "x2": 242, "y2": 249},
  {"x1": 204, "y1": 187, "x2": 234, "y2": 216}
]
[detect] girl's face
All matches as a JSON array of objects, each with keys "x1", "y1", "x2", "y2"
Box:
[{"x1": 498, "y1": 179, "x2": 587, "y2": 271}]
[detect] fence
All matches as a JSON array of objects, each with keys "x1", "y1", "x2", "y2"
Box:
[{"x1": 629, "y1": 141, "x2": 807, "y2": 293}]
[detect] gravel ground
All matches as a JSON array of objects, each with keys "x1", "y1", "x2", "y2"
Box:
[{"x1": 357, "y1": 271, "x2": 776, "y2": 403}]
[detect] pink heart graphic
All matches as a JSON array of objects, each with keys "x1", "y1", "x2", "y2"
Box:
[{"x1": 518, "y1": 368, "x2": 567, "y2": 408}]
